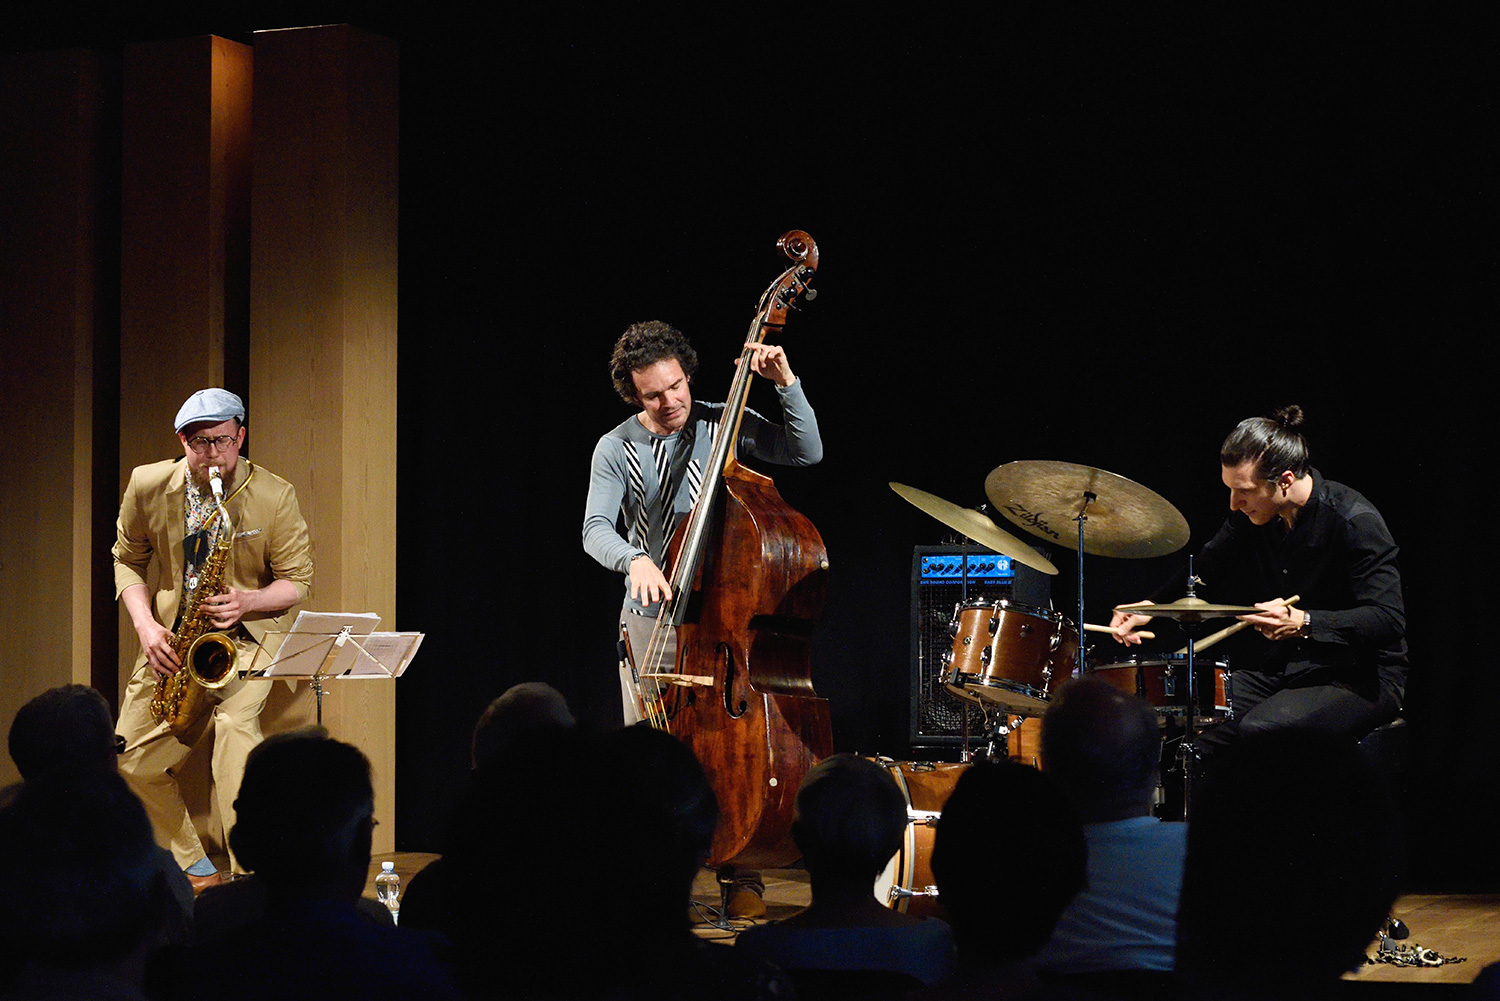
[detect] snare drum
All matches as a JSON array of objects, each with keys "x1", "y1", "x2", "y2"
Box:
[
  {"x1": 1090, "y1": 655, "x2": 1233, "y2": 720},
  {"x1": 872, "y1": 760, "x2": 969, "y2": 917},
  {"x1": 945, "y1": 600, "x2": 1078, "y2": 715}
]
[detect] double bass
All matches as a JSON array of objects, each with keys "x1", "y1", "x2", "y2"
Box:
[{"x1": 629, "y1": 230, "x2": 834, "y2": 869}]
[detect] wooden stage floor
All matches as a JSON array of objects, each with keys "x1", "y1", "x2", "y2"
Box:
[{"x1": 368, "y1": 853, "x2": 1499, "y2": 988}]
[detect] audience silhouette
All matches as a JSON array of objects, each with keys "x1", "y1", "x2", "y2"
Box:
[
  {"x1": 0, "y1": 770, "x2": 172, "y2": 1000},
  {"x1": 155, "y1": 728, "x2": 460, "y2": 1000},
  {"x1": 6, "y1": 684, "x2": 195, "y2": 942},
  {"x1": 1034, "y1": 677, "x2": 1186, "y2": 999},
  {"x1": 735, "y1": 753, "x2": 955, "y2": 997},
  {"x1": 1176, "y1": 727, "x2": 1400, "y2": 1000},
  {"x1": 921, "y1": 758, "x2": 1087, "y2": 999}
]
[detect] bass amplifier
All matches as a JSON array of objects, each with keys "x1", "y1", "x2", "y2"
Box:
[{"x1": 909, "y1": 545, "x2": 1053, "y2": 750}]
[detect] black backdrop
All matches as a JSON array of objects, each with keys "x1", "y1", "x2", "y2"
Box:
[{"x1": 10, "y1": 6, "x2": 1495, "y2": 887}]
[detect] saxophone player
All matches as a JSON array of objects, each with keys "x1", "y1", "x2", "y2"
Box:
[{"x1": 113, "y1": 389, "x2": 313, "y2": 893}]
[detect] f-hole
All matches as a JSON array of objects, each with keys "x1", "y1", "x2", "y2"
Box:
[{"x1": 719, "y1": 642, "x2": 747, "y2": 719}]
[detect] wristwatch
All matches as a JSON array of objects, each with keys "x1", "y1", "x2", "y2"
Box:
[{"x1": 1297, "y1": 610, "x2": 1312, "y2": 638}]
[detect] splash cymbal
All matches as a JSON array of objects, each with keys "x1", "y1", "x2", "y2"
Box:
[
  {"x1": 984, "y1": 460, "x2": 1189, "y2": 559},
  {"x1": 890, "y1": 482, "x2": 1058, "y2": 576}
]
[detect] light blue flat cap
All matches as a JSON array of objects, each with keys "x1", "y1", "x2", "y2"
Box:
[{"x1": 174, "y1": 388, "x2": 246, "y2": 432}]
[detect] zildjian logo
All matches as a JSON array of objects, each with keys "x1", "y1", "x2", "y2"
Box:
[{"x1": 1005, "y1": 504, "x2": 1062, "y2": 542}]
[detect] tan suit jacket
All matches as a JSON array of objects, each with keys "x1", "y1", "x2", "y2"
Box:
[{"x1": 113, "y1": 458, "x2": 313, "y2": 655}]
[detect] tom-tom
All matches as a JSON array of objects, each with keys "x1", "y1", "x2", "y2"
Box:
[
  {"x1": 1090, "y1": 654, "x2": 1233, "y2": 720},
  {"x1": 945, "y1": 600, "x2": 1078, "y2": 715},
  {"x1": 940, "y1": 597, "x2": 1001, "y2": 686},
  {"x1": 871, "y1": 760, "x2": 969, "y2": 918}
]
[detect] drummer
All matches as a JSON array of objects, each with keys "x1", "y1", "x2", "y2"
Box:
[{"x1": 1109, "y1": 406, "x2": 1406, "y2": 750}]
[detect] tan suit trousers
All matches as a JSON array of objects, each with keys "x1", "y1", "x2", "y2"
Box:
[{"x1": 117, "y1": 651, "x2": 272, "y2": 873}]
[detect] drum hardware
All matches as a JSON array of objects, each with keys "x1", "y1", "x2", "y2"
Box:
[
  {"x1": 1115, "y1": 560, "x2": 1258, "y2": 814},
  {"x1": 986, "y1": 460, "x2": 1189, "y2": 677}
]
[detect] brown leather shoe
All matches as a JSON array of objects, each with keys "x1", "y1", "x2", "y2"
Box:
[
  {"x1": 186, "y1": 870, "x2": 224, "y2": 895},
  {"x1": 726, "y1": 886, "x2": 766, "y2": 919}
]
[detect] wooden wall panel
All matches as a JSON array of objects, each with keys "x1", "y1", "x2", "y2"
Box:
[
  {"x1": 249, "y1": 25, "x2": 399, "y2": 853},
  {"x1": 0, "y1": 51, "x2": 108, "y2": 789},
  {"x1": 117, "y1": 35, "x2": 253, "y2": 853}
]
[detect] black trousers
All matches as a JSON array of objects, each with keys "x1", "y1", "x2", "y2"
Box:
[{"x1": 1195, "y1": 667, "x2": 1401, "y2": 762}]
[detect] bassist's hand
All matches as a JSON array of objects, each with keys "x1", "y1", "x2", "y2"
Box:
[
  {"x1": 629, "y1": 555, "x2": 673, "y2": 606},
  {"x1": 740, "y1": 342, "x2": 796, "y2": 387}
]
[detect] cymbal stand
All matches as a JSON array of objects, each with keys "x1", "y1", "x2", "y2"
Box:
[
  {"x1": 1178, "y1": 560, "x2": 1207, "y2": 816},
  {"x1": 1074, "y1": 491, "x2": 1096, "y2": 676}
]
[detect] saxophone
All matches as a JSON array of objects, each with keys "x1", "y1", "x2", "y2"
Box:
[{"x1": 149, "y1": 466, "x2": 240, "y2": 736}]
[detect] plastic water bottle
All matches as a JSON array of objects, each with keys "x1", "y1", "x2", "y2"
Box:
[{"x1": 375, "y1": 861, "x2": 401, "y2": 925}]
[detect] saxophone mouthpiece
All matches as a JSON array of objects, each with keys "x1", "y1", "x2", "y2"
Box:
[{"x1": 208, "y1": 466, "x2": 224, "y2": 498}]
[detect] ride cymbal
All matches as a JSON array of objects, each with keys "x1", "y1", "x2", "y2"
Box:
[
  {"x1": 890, "y1": 482, "x2": 1058, "y2": 576},
  {"x1": 985, "y1": 460, "x2": 1189, "y2": 559}
]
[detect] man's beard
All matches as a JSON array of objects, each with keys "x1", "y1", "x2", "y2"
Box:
[{"x1": 189, "y1": 462, "x2": 238, "y2": 497}]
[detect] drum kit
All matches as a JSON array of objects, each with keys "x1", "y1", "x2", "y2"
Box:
[
  {"x1": 892, "y1": 461, "x2": 1269, "y2": 801},
  {"x1": 868, "y1": 462, "x2": 1271, "y2": 913}
]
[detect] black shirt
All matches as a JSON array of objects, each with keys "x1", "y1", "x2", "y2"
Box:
[{"x1": 1154, "y1": 469, "x2": 1408, "y2": 701}]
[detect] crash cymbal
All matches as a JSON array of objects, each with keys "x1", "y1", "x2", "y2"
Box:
[
  {"x1": 890, "y1": 482, "x2": 1058, "y2": 576},
  {"x1": 985, "y1": 460, "x2": 1189, "y2": 559},
  {"x1": 1118, "y1": 596, "x2": 1261, "y2": 622}
]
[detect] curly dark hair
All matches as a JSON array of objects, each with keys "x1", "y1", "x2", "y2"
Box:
[
  {"x1": 608, "y1": 321, "x2": 699, "y2": 406},
  {"x1": 1221, "y1": 404, "x2": 1310, "y2": 480}
]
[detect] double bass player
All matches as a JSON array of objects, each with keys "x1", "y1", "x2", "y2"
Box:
[{"x1": 582, "y1": 319, "x2": 824, "y2": 916}]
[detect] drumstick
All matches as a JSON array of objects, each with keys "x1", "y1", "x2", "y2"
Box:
[
  {"x1": 1173, "y1": 595, "x2": 1301, "y2": 656},
  {"x1": 1083, "y1": 623, "x2": 1155, "y2": 640}
]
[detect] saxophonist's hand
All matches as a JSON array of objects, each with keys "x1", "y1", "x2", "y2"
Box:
[
  {"x1": 201, "y1": 590, "x2": 250, "y2": 630},
  {"x1": 137, "y1": 619, "x2": 181, "y2": 679}
]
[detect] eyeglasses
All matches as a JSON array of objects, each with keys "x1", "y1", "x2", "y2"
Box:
[{"x1": 186, "y1": 435, "x2": 239, "y2": 453}]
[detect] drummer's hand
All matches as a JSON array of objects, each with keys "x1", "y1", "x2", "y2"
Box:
[
  {"x1": 628, "y1": 555, "x2": 673, "y2": 607},
  {"x1": 1241, "y1": 599, "x2": 1305, "y2": 641},
  {"x1": 739, "y1": 342, "x2": 796, "y2": 387},
  {"x1": 1109, "y1": 601, "x2": 1154, "y2": 646}
]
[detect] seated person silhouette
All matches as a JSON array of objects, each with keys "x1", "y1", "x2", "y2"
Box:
[
  {"x1": 156, "y1": 728, "x2": 460, "y2": 1000},
  {"x1": 1033, "y1": 677, "x2": 1186, "y2": 997},
  {"x1": 920, "y1": 758, "x2": 1086, "y2": 999},
  {"x1": 1176, "y1": 728, "x2": 1400, "y2": 1001},
  {"x1": 0, "y1": 770, "x2": 174, "y2": 1000},
  {"x1": 7, "y1": 683, "x2": 194, "y2": 939},
  {"x1": 735, "y1": 753, "x2": 956, "y2": 995},
  {"x1": 398, "y1": 681, "x2": 579, "y2": 947}
]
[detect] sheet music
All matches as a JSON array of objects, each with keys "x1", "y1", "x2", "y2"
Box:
[
  {"x1": 337, "y1": 632, "x2": 424, "y2": 678},
  {"x1": 252, "y1": 610, "x2": 380, "y2": 678}
]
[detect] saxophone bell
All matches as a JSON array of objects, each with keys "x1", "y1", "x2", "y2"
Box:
[{"x1": 184, "y1": 630, "x2": 237, "y2": 689}]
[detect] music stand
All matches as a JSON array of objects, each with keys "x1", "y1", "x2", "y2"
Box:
[{"x1": 246, "y1": 610, "x2": 425, "y2": 725}]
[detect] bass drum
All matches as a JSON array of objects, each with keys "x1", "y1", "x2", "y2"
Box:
[{"x1": 871, "y1": 760, "x2": 969, "y2": 917}]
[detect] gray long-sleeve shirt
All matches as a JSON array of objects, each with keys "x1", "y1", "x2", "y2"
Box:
[{"x1": 582, "y1": 380, "x2": 822, "y2": 617}]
